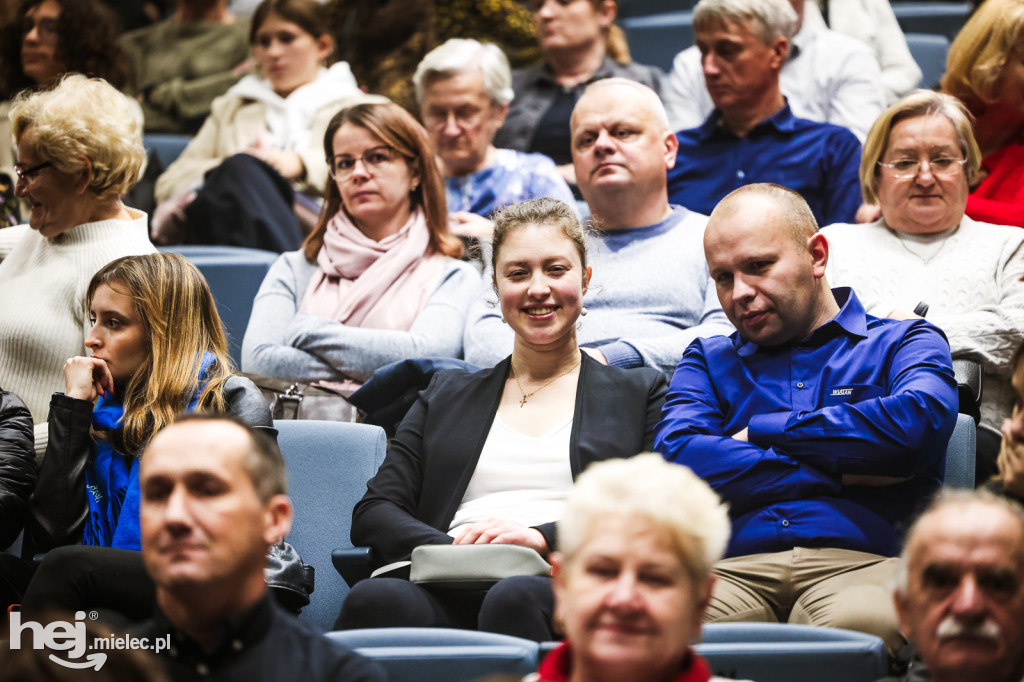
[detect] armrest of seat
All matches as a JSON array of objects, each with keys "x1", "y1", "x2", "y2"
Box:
[
  {"x1": 952, "y1": 358, "x2": 982, "y2": 423},
  {"x1": 332, "y1": 547, "x2": 373, "y2": 587}
]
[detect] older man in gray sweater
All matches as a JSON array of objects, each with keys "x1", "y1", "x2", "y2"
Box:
[{"x1": 464, "y1": 78, "x2": 732, "y2": 375}]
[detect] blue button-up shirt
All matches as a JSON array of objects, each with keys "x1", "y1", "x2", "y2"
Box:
[
  {"x1": 655, "y1": 288, "x2": 957, "y2": 559},
  {"x1": 666, "y1": 104, "x2": 862, "y2": 226}
]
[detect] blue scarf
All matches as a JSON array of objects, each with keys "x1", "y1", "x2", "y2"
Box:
[{"x1": 82, "y1": 353, "x2": 217, "y2": 550}]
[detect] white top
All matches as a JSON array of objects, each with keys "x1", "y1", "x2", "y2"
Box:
[
  {"x1": 812, "y1": 0, "x2": 921, "y2": 103},
  {"x1": 0, "y1": 210, "x2": 155, "y2": 423},
  {"x1": 663, "y1": 1, "x2": 886, "y2": 141},
  {"x1": 822, "y1": 215, "x2": 1024, "y2": 429},
  {"x1": 449, "y1": 412, "x2": 575, "y2": 534}
]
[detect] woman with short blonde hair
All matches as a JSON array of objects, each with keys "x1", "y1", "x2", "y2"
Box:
[{"x1": 0, "y1": 74, "x2": 154, "y2": 434}]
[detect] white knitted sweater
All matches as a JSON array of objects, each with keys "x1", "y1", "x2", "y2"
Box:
[
  {"x1": 0, "y1": 209, "x2": 155, "y2": 423},
  {"x1": 822, "y1": 216, "x2": 1024, "y2": 428}
]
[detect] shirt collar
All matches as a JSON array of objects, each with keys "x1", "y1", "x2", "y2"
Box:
[
  {"x1": 734, "y1": 287, "x2": 867, "y2": 357},
  {"x1": 697, "y1": 100, "x2": 797, "y2": 141},
  {"x1": 153, "y1": 592, "x2": 276, "y2": 669}
]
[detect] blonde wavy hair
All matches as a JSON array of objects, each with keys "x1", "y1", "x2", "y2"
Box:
[
  {"x1": 941, "y1": 0, "x2": 1024, "y2": 113},
  {"x1": 559, "y1": 454, "x2": 731, "y2": 592},
  {"x1": 87, "y1": 253, "x2": 233, "y2": 454},
  {"x1": 9, "y1": 74, "x2": 145, "y2": 201}
]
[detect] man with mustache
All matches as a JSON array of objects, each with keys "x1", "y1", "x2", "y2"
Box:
[
  {"x1": 886, "y1": 491, "x2": 1024, "y2": 682},
  {"x1": 656, "y1": 183, "x2": 958, "y2": 656}
]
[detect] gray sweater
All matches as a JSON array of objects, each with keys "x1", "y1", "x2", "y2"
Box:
[
  {"x1": 464, "y1": 206, "x2": 733, "y2": 374},
  {"x1": 241, "y1": 251, "x2": 480, "y2": 383}
]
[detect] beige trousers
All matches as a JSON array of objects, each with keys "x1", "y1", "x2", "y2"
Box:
[{"x1": 706, "y1": 547, "x2": 904, "y2": 655}]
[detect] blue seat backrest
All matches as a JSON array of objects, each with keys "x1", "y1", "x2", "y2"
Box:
[
  {"x1": 696, "y1": 623, "x2": 886, "y2": 682},
  {"x1": 892, "y1": 1, "x2": 971, "y2": 40},
  {"x1": 905, "y1": 33, "x2": 950, "y2": 90},
  {"x1": 143, "y1": 134, "x2": 191, "y2": 170},
  {"x1": 275, "y1": 420, "x2": 387, "y2": 631},
  {"x1": 159, "y1": 245, "x2": 278, "y2": 368},
  {"x1": 327, "y1": 628, "x2": 539, "y2": 682},
  {"x1": 943, "y1": 412, "x2": 976, "y2": 489},
  {"x1": 622, "y1": 11, "x2": 694, "y2": 72}
]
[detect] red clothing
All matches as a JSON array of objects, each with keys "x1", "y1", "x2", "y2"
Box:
[
  {"x1": 534, "y1": 641, "x2": 713, "y2": 682},
  {"x1": 966, "y1": 139, "x2": 1024, "y2": 228}
]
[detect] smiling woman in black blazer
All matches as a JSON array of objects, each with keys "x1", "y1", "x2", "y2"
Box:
[{"x1": 335, "y1": 197, "x2": 668, "y2": 639}]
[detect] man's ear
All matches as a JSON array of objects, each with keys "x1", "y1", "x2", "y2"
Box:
[
  {"x1": 664, "y1": 130, "x2": 679, "y2": 170},
  {"x1": 769, "y1": 37, "x2": 789, "y2": 70},
  {"x1": 263, "y1": 494, "x2": 294, "y2": 546},
  {"x1": 491, "y1": 101, "x2": 510, "y2": 129},
  {"x1": 807, "y1": 231, "x2": 829, "y2": 279}
]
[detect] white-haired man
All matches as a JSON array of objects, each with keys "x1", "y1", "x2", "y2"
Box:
[
  {"x1": 884, "y1": 491, "x2": 1024, "y2": 682},
  {"x1": 414, "y1": 38, "x2": 576, "y2": 238},
  {"x1": 464, "y1": 78, "x2": 733, "y2": 374},
  {"x1": 663, "y1": 0, "x2": 884, "y2": 143}
]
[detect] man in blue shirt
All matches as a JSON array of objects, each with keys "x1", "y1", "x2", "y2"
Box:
[
  {"x1": 665, "y1": 0, "x2": 862, "y2": 226},
  {"x1": 655, "y1": 183, "x2": 958, "y2": 655}
]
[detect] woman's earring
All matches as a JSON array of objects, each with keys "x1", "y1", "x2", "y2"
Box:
[
  {"x1": 580, "y1": 306, "x2": 588, "y2": 317},
  {"x1": 501, "y1": 316, "x2": 507, "y2": 324}
]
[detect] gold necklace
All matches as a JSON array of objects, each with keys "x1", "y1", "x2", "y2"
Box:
[{"x1": 510, "y1": 356, "x2": 582, "y2": 408}]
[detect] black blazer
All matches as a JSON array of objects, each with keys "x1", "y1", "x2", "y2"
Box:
[{"x1": 351, "y1": 354, "x2": 668, "y2": 568}]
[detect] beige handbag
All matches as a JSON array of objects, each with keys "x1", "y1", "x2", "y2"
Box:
[{"x1": 406, "y1": 544, "x2": 552, "y2": 591}]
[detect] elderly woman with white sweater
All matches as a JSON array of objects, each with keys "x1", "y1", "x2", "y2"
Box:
[
  {"x1": 822, "y1": 90, "x2": 1024, "y2": 480},
  {"x1": 0, "y1": 74, "x2": 155, "y2": 438}
]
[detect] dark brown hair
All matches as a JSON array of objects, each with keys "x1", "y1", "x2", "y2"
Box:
[
  {"x1": 0, "y1": 0, "x2": 131, "y2": 98},
  {"x1": 250, "y1": 0, "x2": 333, "y2": 51},
  {"x1": 302, "y1": 101, "x2": 463, "y2": 261}
]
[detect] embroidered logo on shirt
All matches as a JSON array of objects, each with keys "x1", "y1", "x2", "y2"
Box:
[{"x1": 831, "y1": 388, "x2": 854, "y2": 396}]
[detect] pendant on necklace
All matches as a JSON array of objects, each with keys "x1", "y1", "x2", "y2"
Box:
[{"x1": 519, "y1": 395, "x2": 528, "y2": 408}]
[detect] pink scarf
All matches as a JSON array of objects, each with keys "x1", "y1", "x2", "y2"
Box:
[{"x1": 300, "y1": 208, "x2": 447, "y2": 330}]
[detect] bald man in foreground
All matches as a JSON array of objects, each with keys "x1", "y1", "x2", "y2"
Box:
[{"x1": 655, "y1": 183, "x2": 958, "y2": 653}]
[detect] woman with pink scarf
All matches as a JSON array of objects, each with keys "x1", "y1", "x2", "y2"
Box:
[{"x1": 241, "y1": 101, "x2": 477, "y2": 383}]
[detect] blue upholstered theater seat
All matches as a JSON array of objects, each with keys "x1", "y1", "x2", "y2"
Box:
[
  {"x1": 276, "y1": 420, "x2": 387, "y2": 632},
  {"x1": 327, "y1": 628, "x2": 539, "y2": 682}
]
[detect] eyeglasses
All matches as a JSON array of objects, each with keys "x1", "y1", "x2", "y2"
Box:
[
  {"x1": 877, "y1": 157, "x2": 967, "y2": 179},
  {"x1": 327, "y1": 146, "x2": 403, "y2": 179},
  {"x1": 21, "y1": 17, "x2": 58, "y2": 40},
  {"x1": 13, "y1": 161, "x2": 52, "y2": 182}
]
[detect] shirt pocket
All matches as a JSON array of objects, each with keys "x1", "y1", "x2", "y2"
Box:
[{"x1": 823, "y1": 384, "x2": 885, "y2": 407}]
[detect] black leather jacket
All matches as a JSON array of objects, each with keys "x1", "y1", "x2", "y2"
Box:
[
  {"x1": 22, "y1": 376, "x2": 271, "y2": 558},
  {"x1": 0, "y1": 390, "x2": 35, "y2": 549}
]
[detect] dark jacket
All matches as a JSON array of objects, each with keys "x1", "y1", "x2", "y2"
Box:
[
  {"x1": 0, "y1": 389, "x2": 34, "y2": 549},
  {"x1": 23, "y1": 376, "x2": 271, "y2": 558},
  {"x1": 352, "y1": 354, "x2": 668, "y2": 568}
]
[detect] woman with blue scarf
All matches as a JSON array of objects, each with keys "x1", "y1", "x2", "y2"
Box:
[{"x1": 5, "y1": 253, "x2": 270, "y2": 613}]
